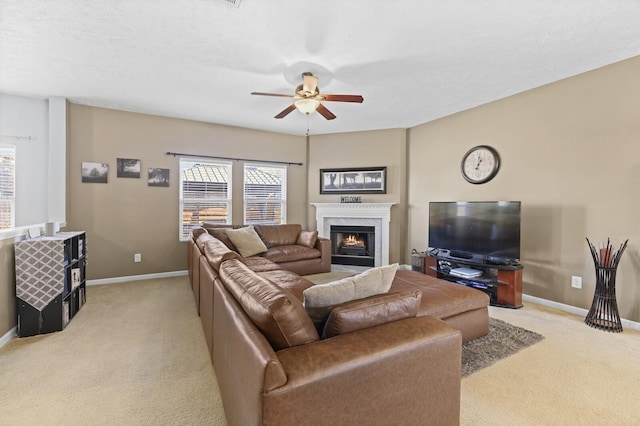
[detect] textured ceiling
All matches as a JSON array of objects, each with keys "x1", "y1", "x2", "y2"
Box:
[{"x1": 1, "y1": 0, "x2": 640, "y2": 136}]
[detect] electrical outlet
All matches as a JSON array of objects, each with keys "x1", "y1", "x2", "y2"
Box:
[
  {"x1": 134, "y1": 253, "x2": 142, "y2": 263},
  {"x1": 571, "y1": 275, "x2": 582, "y2": 289}
]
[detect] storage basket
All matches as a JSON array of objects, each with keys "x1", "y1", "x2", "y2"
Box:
[{"x1": 410, "y1": 249, "x2": 427, "y2": 273}]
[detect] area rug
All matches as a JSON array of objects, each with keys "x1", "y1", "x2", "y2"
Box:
[{"x1": 462, "y1": 317, "x2": 544, "y2": 377}]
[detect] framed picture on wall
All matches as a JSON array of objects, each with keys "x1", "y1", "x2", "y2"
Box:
[
  {"x1": 320, "y1": 167, "x2": 387, "y2": 194},
  {"x1": 148, "y1": 168, "x2": 170, "y2": 187},
  {"x1": 81, "y1": 162, "x2": 108, "y2": 183},
  {"x1": 117, "y1": 158, "x2": 141, "y2": 178}
]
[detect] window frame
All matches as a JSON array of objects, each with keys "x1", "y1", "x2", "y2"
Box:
[
  {"x1": 0, "y1": 144, "x2": 16, "y2": 231},
  {"x1": 243, "y1": 161, "x2": 287, "y2": 225},
  {"x1": 179, "y1": 157, "x2": 232, "y2": 242}
]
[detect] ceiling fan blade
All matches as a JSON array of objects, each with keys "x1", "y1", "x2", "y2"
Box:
[
  {"x1": 251, "y1": 92, "x2": 294, "y2": 98},
  {"x1": 316, "y1": 103, "x2": 336, "y2": 120},
  {"x1": 274, "y1": 104, "x2": 297, "y2": 119},
  {"x1": 322, "y1": 94, "x2": 364, "y2": 103},
  {"x1": 302, "y1": 73, "x2": 319, "y2": 95}
]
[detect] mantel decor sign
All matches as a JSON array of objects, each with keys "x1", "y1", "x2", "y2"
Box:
[{"x1": 320, "y1": 167, "x2": 386, "y2": 194}]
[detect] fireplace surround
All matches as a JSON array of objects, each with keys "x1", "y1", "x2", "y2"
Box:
[{"x1": 311, "y1": 203, "x2": 394, "y2": 267}]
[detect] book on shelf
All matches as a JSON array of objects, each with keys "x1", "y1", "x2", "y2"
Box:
[
  {"x1": 71, "y1": 268, "x2": 81, "y2": 289},
  {"x1": 78, "y1": 238, "x2": 84, "y2": 257},
  {"x1": 62, "y1": 301, "x2": 70, "y2": 327}
]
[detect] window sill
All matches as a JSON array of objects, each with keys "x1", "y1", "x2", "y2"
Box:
[{"x1": 0, "y1": 222, "x2": 67, "y2": 241}]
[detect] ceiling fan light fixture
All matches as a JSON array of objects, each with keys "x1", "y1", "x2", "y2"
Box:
[{"x1": 294, "y1": 98, "x2": 320, "y2": 115}]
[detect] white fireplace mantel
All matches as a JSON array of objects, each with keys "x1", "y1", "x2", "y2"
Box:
[{"x1": 311, "y1": 203, "x2": 395, "y2": 266}]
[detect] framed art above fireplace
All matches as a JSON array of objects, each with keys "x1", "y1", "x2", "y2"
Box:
[{"x1": 320, "y1": 166, "x2": 386, "y2": 194}]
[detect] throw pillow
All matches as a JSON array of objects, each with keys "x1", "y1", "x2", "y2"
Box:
[
  {"x1": 303, "y1": 263, "x2": 399, "y2": 330},
  {"x1": 296, "y1": 230, "x2": 318, "y2": 248},
  {"x1": 322, "y1": 290, "x2": 422, "y2": 338},
  {"x1": 226, "y1": 226, "x2": 268, "y2": 257}
]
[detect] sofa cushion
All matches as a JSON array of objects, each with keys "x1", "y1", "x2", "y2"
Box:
[
  {"x1": 262, "y1": 245, "x2": 321, "y2": 263},
  {"x1": 219, "y1": 259, "x2": 320, "y2": 351},
  {"x1": 195, "y1": 231, "x2": 215, "y2": 250},
  {"x1": 303, "y1": 263, "x2": 399, "y2": 329},
  {"x1": 202, "y1": 237, "x2": 242, "y2": 272},
  {"x1": 206, "y1": 227, "x2": 238, "y2": 251},
  {"x1": 322, "y1": 290, "x2": 422, "y2": 338},
  {"x1": 226, "y1": 226, "x2": 268, "y2": 257},
  {"x1": 191, "y1": 227, "x2": 207, "y2": 240},
  {"x1": 296, "y1": 230, "x2": 318, "y2": 248},
  {"x1": 390, "y1": 270, "x2": 490, "y2": 319},
  {"x1": 242, "y1": 257, "x2": 282, "y2": 272},
  {"x1": 257, "y1": 269, "x2": 315, "y2": 302},
  {"x1": 254, "y1": 224, "x2": 302, "y2": 248}
]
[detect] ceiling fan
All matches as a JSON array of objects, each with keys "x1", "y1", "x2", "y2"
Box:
[{"x1": 251, "y1": 72, "x2": 364, "y2": 120}]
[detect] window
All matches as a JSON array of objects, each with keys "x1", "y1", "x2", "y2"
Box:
[
  {"x1": 0, "y1": 145, "x2": 16, "y2": 230},
  {"x1": 179, "y1": 159, "x2": 232, "y2": 241},
  {"x1": 244, "y1": 163, "x2": 286, "y2": 225}
]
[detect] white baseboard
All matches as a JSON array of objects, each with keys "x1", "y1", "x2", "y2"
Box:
[
  {"x1": 86, "y1": 270, "x2": 188, "y2": 286},
  {"x1": 0, "y1": 326, "x2": 17, "y2": 349},
  {"x1": 523, "y1": 294, "x2": 640, "y2": 332}
]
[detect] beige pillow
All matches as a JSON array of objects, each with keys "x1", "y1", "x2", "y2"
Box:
[
  {"x1": 226, "y1": 226, "x2": 268, "y2": 257},
  {"x1": 322, "y1": 290, "x2": 422, "y2": 338},
  {"x1": 296, "y1": 230, "x2": 318, "y2": 248},
  {"x1": 303, "y1": 263, "x2": 399, "y2": 329}
]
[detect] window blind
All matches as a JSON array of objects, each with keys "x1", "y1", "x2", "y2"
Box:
[
  {"x1": 244, "y1": 163, "x2": 286, "y2": 225},
  {"x1": 179, "y1": 159, "x2": 232, "y2": 241},
  {"x1": 0, "y1": 146, "x2": 15, "y2": 230}
]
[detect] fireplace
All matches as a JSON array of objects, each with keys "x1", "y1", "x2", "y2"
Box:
[
  {"x1": 311, "y1": 203, "x2": 394, "y2": 267},
  {"x1": 330, "y1": 225, "x2": 375, "y2": 267}
]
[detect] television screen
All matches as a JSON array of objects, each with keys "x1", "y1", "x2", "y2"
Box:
[{"x1": 428, "y1": 201, "x2": 521, "y2": 261}]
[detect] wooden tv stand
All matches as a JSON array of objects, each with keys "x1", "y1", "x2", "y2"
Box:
[{"x1": 425, "y1": 255, "x2": 523, "y2": 308}]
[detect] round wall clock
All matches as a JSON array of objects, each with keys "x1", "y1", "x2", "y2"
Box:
[{"x1": 460, "y1": 145, "x2": 501, "y2": 184}]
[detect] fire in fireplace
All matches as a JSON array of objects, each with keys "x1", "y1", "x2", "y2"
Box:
[{"x1": 330, "y1": 225, "x2": 375, "y2": 267}]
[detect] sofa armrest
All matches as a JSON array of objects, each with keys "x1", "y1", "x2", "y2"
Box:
[
  {"x1": 264, "y1": 316, "x2": 461, "y2": 425},
  {"x1": 315, "y1": 237, "x2": 331, "y2": 272}
]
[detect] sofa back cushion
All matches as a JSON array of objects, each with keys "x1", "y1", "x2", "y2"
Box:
[
  {"x1": 191, "y1": 227, "x2": 207, "y2": 241},
  {"x1": 254, "y1": 224, "x2": 302, "y2": 248},
  {"x1": 296, "y1": 230, "x2": 318, "y2": 248},
  {"x1": 206, "y1": 228, "x2": 238, "y2": 251},
  {"x1": 220, "y1": 259, "x2": 320, "y2": 351},
  {"x1": 203, "y1": 237, "x2": 242, "y2": 272},
  {"x1": 322, "y1": 290, "x2": 422, "y2": 338}
]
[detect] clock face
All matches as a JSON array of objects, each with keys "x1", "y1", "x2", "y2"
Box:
[{"x1": 461, "y1": 145, "x2": 500, "y2": 184}]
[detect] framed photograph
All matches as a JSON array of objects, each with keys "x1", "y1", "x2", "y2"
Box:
[
  {"x1": 117, "y1": 158, "x2": 141, "y2": 178},
  {"x1": 148, "y1": 168, "x2": 170, "y2": 187},
  {"x1": 81, "y1": 162, "x2": 108, "y2": 183},
  {"x1": 320, "y1": 166, "x2": 387, "y2": 194}
]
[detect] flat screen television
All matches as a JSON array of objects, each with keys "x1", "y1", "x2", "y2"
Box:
[{"x1": 428, "y1": 201, "x2": 521, "y2": 261}]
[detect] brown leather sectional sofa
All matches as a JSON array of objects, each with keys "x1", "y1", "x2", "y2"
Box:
[{"x1": 188, "y1": 224, "x2": 490, "y2": 425}]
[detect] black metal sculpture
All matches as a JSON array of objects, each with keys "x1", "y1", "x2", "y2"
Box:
[{"x1": 585, "y1": 238, "x2": 628, "y2": 332}]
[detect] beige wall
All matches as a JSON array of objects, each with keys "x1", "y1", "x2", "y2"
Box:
[
  {"x1": 408, "y1": 56, "x2": 640, "y2": 322},
  {"x1": 307, "y1": 129, "x2": 408, "y2": 264},
  {"x1": 67, "y1": 105, "x2": 307, "y2": 280}
]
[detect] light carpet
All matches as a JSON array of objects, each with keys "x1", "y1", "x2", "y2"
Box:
[
  {"x1": 2, "y1": 275, "x2": 639, "y2": 425},
  {"x1": 0, "y1": 277, "x2": 225, "y2": 426}
]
